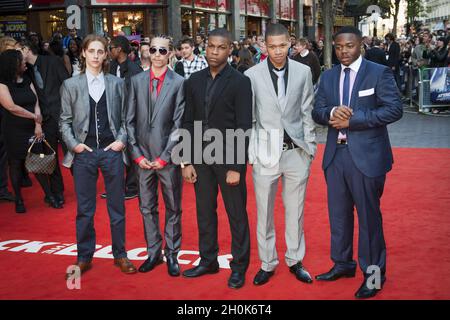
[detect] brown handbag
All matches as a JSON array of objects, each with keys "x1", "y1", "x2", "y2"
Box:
[{"x1": 25, "y1": 138, "x2": 56, "y2": 175}]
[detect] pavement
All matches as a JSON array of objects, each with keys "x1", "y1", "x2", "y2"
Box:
[{"x1": 315, "y1": 104, "x2": 450, "y2": 148}]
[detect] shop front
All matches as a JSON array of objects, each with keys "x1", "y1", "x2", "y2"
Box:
[
  {"x1": 27, "y1": 0, "x2": 66, "y2": 40},
  {"x1": 181, "y1": 0, "x2": 231, "y2": 38},
  {"x1": 89, "y1": 0, "x2": 166, "y2": 39}
]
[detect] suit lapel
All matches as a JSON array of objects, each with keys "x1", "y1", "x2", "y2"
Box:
[
  {"x1": 104, "y1": 74, "x2": 113, "y2": 124},
  {"x1": 151, "y1": 69, "x2": 172, "y2": 122},
  {"x1": 260, "y1": 60, "x2": 282, "y2": 112},
  {"x1": 332, "y1": 65, "x2": 341, "y2": 106},
  {"x1": 350, "y1": 59, "x2": 367, "y2": 109},
  {"x1": 283, "y1": 59, "x2": 295, "y2": 114},
  {"x1": 80, "y1": 74, "x2": 90, "y2": 119}
]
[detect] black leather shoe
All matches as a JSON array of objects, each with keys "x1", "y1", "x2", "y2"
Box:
[
  {"x1": 100, "y1": 192, "x2": 107, "y2": 199},
  {"x1": 138, "y1": 255, "x2": 163, "y2": 273},
  {"x1": 253, "y1": 269, "x2": 274, "y2": 286},
  {"x1": 0, "y1": 190, "x2": 15, "y2": 202},
  {"x1": 355, "y1": 276, "x2": 386, "y2": 299},
  {"x1": 182, "y1": 265, "x2": 219, "y2": 278},
  {"x1": 316, "y1": 265, "x2": 356, "y2": 281},
  {"x1": 289, "y1": 262, "x2": 313, "y2": 284},
  {"x1": 54, "y1": 193, "x2": 65, "y2": 206},
  {"x1": 15, "y1": 199, "x2": 26, "y2": 214},
  {"x1": 45, "y1": 195, "x2": 63, "y2": 209},
  {"x1": 167, "y1": 255, "x2": 180, "y2": 277},
  {"x1": 124, "y1": 191, "x2": 138, "y2": 200},
  {"x1": 228, "y1": 271, "x2": 245, "y2": 289}
]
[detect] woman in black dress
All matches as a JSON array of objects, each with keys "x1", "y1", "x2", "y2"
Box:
[{"x1": 0, "y1": 49, "x2": 61, "y2": 213}]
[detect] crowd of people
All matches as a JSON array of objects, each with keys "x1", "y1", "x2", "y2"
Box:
[{"x1": 0, "y1": 24, "x2": 404, "y2": 299}]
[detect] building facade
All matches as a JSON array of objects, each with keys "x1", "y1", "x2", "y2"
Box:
[{"x1": 0, "y1": 0, "x2": 355, "y2": 42}]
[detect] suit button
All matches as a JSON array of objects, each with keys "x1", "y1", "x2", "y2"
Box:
[{"x1": 84, "y1": 130, "x2": 88, "y2": 133}]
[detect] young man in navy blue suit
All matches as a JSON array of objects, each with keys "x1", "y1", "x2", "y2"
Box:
[{"x1": 312, "y1": 26, "x2": 403, "y2": 299}]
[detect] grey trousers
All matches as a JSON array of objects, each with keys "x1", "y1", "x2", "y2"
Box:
[
  {"x1": 252, "y1": 147, "x2": 312, "y2": 272},
  {"x1": 137, "y1": 164, "x2": 182, "y2": 259}
]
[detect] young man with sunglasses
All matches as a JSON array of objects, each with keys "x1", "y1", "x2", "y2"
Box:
[{"x1": 125, "y1": 35, "x2": 185, "y2": 277}]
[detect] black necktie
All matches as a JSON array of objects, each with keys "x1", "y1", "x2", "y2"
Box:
[{"x1": 341, "y1": 67, "x2": 351, "y2": 135}]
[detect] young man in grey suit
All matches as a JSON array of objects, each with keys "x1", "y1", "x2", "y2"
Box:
[
  {"x1": 244, "y1": 23, "x2": 317, "y2": 286},
  {"x1": 126, "y1": 35, "x2": 185, "y2": 277},
  {"x1": 60, "y1": 35, "x2": 137, "y2": 278}
]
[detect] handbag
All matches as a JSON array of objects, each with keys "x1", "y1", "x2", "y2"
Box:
[{"x1": 25, "y1": 138, "x2": 56, "y2": 175}]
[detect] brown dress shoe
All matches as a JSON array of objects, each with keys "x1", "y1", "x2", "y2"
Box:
[
  {"x1": 65, "y1": 261, "x2": 92, "y2": 280},
  {"x1": 114, "y1": 257, "x2": 137, "y2": 274}
]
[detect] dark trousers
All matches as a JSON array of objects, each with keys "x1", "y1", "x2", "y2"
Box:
[
  {"x1": 193, "y1": 164, "x2": 250, "y2": 273},
  {"x1": 72, "y1": 148, "x2": 127, "y2": 262},
  {"x1": 325, "y1": 145, "x2": 386, "y2": 276},
  {"x1": 137, "y1": 164, "x2": 182, "y2": 259},
  {"x1": 0, "y1": 129, "x2": 8, "y2": 192},
  {"x1": 42, "y1": 117, "x2": 64, "y2": 195},
  {"x1": 125, "y1": 148, "x2": 138, "y2": 194}
]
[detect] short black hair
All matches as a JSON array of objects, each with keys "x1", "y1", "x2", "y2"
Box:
[
  {"x1": 265, "y1": 23, "x2": 289, "y2": 41},
  {"x1": 0, "y1": 49, "x2": 22, "y2": 84},
  {"x1": 334, "y1": 26, "x2": 362, "y2": 40},
  {"x1": 180, "y1": 37, "x2": 195, "y2": 48},
  {"x1": 111, "y1": 35, "x2": 131, "y2": 54},
  {"x1": 384, "y1": 33, "x2": 395, "y2": 41},
  {"x1": 19, "y1": 39, "x2": 39, "y2": 55},
  {"x1": 208, "y1": 28, "x2": 232, "y2": 44}
]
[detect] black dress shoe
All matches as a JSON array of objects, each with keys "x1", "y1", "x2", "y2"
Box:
[
  {"x1": 289, "y1": 262, "x2": 313, "y2": 284},
  {"x1": 167, "y1": 255, "x2": 180, "y2": 277},
  {"x1": 0, "y1": 190, "x2": 15, "y2": 202},
  {"x1": 54, "y1": 193, "x2": 65, "y2": 206},
  {"x1": 182, "y1": 265, "x2": 219, "y2": 278},
  {"x1": 316, "y1": 265, "x2": 356, "y2": 281},
  {"x1": 15, "y1": 199, "x2": 26, "y2": 214},
  {"x1": 45, "y1": 195, "x2": 63, "y2": 209},
  {"x1": 124, "y1": 191, "x2": 138, "y2": 200},
  {"x1": 355, "y1": 276, "x2": 386, "y2": 299},
  {"x1": 253, "y1": 269, "x2": 274, "y2": 286},
  {"x1": 138, "y1": 255, "x2": 163, "y2": 273},
  {"x1": 100, "y1": 192, "x2": 107, "y2": 199},
  {"x1": 228, "y1": 271, "x2": 245, "y2": 289}
]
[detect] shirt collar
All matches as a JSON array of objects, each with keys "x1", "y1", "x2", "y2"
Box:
[
  {"x1": 341, "y1": 55, "x2": 362, "y2": 74},
  {"x1": 300, "y1": 49, "x2": 309, "y2": 57},
  {"x1": 207, "y1": 63, "x2": 230, "y2": 79},
  {"x1": 150, "y1": 67, "x2": 168, "y2": 82},
  {"x1": 86, "y1": 69, "x2": 104, "y2": 84},
  {"x1": 268, "y1": 57, "x2": 289, "y2": 73}
]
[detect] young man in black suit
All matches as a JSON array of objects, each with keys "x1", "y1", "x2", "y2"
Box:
[{"x1": 181, "y1": 28, "x2": 253, "y2": 289}]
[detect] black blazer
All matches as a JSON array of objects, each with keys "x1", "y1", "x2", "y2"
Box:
[
  {"x1": 365, "y1": 47, "x2": 388, "y2": 66},
  {"x1": 110, "y1": 58, "x2": 142, "y2": 91},
  {"x1": 386, "y1": 41, "x2": 400, "y2": 70},
  {"x1": 27, "y1": 55, "x2": 69, "y2": 120},
  {"x1": 182, "y1": 64, "x2": 252, "y2": 173}
]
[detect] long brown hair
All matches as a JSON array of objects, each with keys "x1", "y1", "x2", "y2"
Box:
[{"x1": 79, "y1": 34, "x2": 109, "y2": 74}]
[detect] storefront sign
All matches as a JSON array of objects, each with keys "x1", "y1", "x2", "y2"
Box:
[
  {"x1": 91, "y1": 0, "x2": 161, "y2": 4},
  {"x1": 0, "y1": 16, "x2": 27, "y2": 39}
]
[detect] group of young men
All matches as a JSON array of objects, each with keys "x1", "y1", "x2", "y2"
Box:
[{"x1": 61, "y1": 24, "x2": 402, "y2": 299}]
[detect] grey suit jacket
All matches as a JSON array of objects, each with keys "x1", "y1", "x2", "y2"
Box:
[
  {"x1": 244, "y1": 59, "x2": 316, "y2": 168},
  {"x1": 126, "y1": 69, "x2": 185, "y2": 164},
  {"x1": 59, "y1": 73, "x2": 128, "y2": 168}
]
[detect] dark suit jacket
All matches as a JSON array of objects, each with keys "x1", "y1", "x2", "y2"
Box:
[
  {"x1": 312, "y1": 58, "x2": 403, "y2": 178},
  {"x1": 365, "y1": 47, "x2": 388, "y2": 66},
  {"x1": 110, "y1": 58, "x2": 142, "y2": 90},
  {"x1": 182, "y1": 64, "x2": 252, "y2": 173},
  {"x1": 27, "y1": 55, "x2": 70, "y2": 120},
  {"x1": 386, "y1": 41, "x2": 400, "y2": 70},
  {"x1": 126, "y1": 69, "x2": 185, "y2": 164}
]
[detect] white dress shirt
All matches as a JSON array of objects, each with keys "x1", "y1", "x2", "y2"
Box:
[{"x1": 86, "y1": 69, "x2": 105, "y2": 103}]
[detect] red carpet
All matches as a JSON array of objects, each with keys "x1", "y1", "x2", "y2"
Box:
[{"x1": 0, "y1": 145, "x2": 449, "y2": 300}]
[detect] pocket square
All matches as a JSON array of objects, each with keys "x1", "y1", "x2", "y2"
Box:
[{"x1": 358, "y1": 88, "x2": 375, "y2": 97}]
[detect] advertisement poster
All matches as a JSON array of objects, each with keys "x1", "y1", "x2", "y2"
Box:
[
  {"x1": 0, "y1": 16, "x2": 27, "y2": 39},
  {"x1": 429, "y1": 67, "x2": 450, "y2": 105}
]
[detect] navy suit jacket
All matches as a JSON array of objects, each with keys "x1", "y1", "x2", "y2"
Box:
[{"x1": 312, "y1": 58, "x2": 403, "y2": 178}]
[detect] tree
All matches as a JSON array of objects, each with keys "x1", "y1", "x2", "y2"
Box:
[
  {"x1": 392, "y1": 0, "x2": 401, "y2": 36},
  {"x1": 406, "y1": 0, "x2": 427, "y2": 32},
  {"x1": 319, "y1": 0, "x2": 335, "y2": 70}
]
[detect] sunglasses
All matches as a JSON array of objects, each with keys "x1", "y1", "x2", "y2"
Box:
[{"x1": 150, "y1": 47, "x2": 169, "y2": 55}]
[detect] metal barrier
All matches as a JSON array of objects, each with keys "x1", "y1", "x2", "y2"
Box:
[{"x1": 415, "y1": 67, "x2": 450, "y2": 113}]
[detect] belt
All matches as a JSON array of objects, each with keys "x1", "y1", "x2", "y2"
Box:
[
  {"x1": 282, "y1": 141, "x2": 299, "y2": 151},
  {"x1": 337, "y1": 139, "x2": 348, "y2": 145}
]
